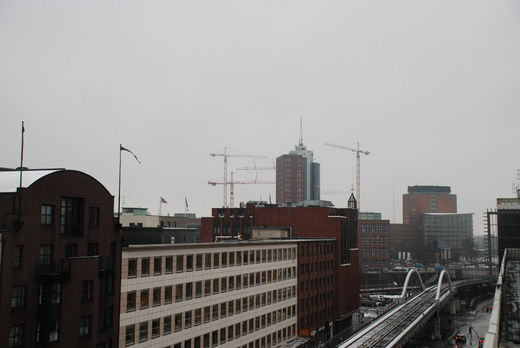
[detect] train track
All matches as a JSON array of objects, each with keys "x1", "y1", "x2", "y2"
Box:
[{"x1": 338, "y1": 285, "x2": 450, "y2": 348}]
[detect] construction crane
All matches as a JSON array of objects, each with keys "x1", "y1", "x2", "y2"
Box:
[
  {"x1": 209, "y1": 147, "x2": 268, "y2": 207},
  {"x1": 208, "y1": 172, "x2": 275, "y2": 208},
  {"x1": 324, "y1": 142, "x2": 370, "y2": 210}
]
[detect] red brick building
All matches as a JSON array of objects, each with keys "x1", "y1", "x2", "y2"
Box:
[
  {"x1": 200, "y1": 201, "x2": 359, "y2": 340},
  {"x1": 402, "y1": 185, "x2": 457, "y2": 225},
  {"x1": 0, "y1": 169, "x2": 121, "y2": 348},
  {"x1": 358, "y1": 213, "x2": 390, "y2": 270}
]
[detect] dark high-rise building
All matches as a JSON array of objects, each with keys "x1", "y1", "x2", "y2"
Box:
[
  {"x1": 276, "y1": 136, "x2": 320, "y2": 205},
  {"x1": 0, "y1": 169, "x2": 121, "y2": 348},
  {"x1": 495, "y1": 194, "x2": 520, "y2": 261}
]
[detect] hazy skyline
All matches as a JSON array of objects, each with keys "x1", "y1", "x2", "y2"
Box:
[{"x1": 2, "y1": 1, "x2": 519, "y2": 234}]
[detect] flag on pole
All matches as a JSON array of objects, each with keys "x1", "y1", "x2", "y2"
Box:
[
  {"x1": 185, "y1": 196, "x2": 189, "y2": 212},
  {"x1": 160, "y1": 196, "x2": 167, "y2": 204},
  {"x1": 120, "y1": 145, "x2": 141, "y2": 164}
]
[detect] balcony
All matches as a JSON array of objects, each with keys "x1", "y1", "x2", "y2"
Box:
[{"x1": 36, "y1": 259, "x2": 70, "y2": 281}]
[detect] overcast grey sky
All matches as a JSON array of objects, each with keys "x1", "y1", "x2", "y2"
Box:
[{"x1": 1, "y1": 1, "x2": 519, "y2": 234}]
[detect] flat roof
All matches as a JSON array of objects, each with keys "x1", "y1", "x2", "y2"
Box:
[{"x1": 123, "y1": 238, "x2": 336, "y2": 251}]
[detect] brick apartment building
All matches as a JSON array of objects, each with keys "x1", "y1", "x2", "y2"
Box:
[
  {"x1": 0, "y1": 169, "x2": 121, "y2": 348},
  {"x1": 200, "y1": 201, "x2": 359, "y2": 339},
  {"x1": 358, "y1": 212, "x2": 390, "y2": 271}
]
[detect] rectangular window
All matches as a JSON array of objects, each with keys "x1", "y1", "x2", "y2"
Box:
[
  {"x1": 39, "y1": 245, "x2": 53, "y2": 265},
  {"x1": 151, "y1": 319, "x2": 160, "y2": 338},
  {"x1": 196, "y1": 254, "x2": 203, "y2": 270},
  {"x1": 228, "y1": 301, "x2": 234, "y2": 315},
  {"x1": 174, "y1": 314, "x2": 182, "y2": 331},
  {"x1": 186, "y1": 254, "x2": 193, "y2": 271},
  {"x1": 213, "y1": 253, "x2": 219, "y2": 268},
  {"x1": 13, "y1": 246, "x2": 23, "y2": 270},
  {"x1": 8, "y1": 324, "x2": 23, "y2": 347},
  {"x1": 204, "y1": 306, "x2": 210, "y2": 323},
  {"x1": 164, "y1": 286, "x2": 172, "y2": 304},
  {"x1": 128, "y1": 259, "x2": 137, "y2": 278},
  {"x1": 88, "y1": 207, "x2": 99, "y2": 227},
  {"x1": 140, "y1": 289, "x2": 149, "y2": 309},
  {"x1": 221, "y1": 252, "x2": 227, "y2": 267},
  {"x1": 213, "y1": 278, "x2": 219, "y2": 294},
  {"x1": 195, "y1": 308, "x2": 201, "y2": 326},
  {"x1": 220, "y1": 302, "x2": 226, "y2": 317},
  {"x1": 60, "y1": 197, "x2": 82, "y2": 235},
  {"x1": 125, "y1": 325, "x2": 135, "y2": 346},
  {"x1": 141, "y1": 258, "x2": 150, "y2": 277},
  {"x1": 65, "y1": 243, "x2": 77, "y2": 257},
  {"x1": 186, "y1": 282, "x2": 193, "y2": 300},
  {"x1": 87, "y1": 242, "x2": 98, "y2": 256},
  {"x1": 126, "y1": 291, "x2": 136, "y2": 311},
  {"x1": 139, "y1": 321, "x2": 148, "y2": 342},
  {"x1": 237, "y1": 251, "x2": 242, "y2": 265},
  {"x1": 165, "y1": 256, "x2": 173, "y2": 273},
  {"x1": 41, "y1": 204, "x2": 54, "y2": 225},
  {"x1": 204, "y1": 280, "x2": 211, "y2": 296},
  {"x1": 82, "y1": 280, "x2": 93, "y2": 303},
  {"x1": 10, "y1": 286, "x2": 26, "y2": 309},
  {"x1": 163, "y1": 316, "x2": 172, "y2": 335},
  {"x1": 176, "y1": 255, "x2": 184, "y2": 272},
  {"x1": 204, "y1": 253, "x2": 211, "y2": 269},
  {"x1": 153, "y1": 287, "x2": 161, "y2": 306},
  {"x1": 79, "y1": 316, "x2": 91, "y2": 337},
  {"x1": 212, "y1": 304, "x2": 219, "y2": 320},
  {"x1": 175, "y1": 284, "x2": 183, "y2": 302},
  {"x1": 153, "y1": 257, "x2": 162, "y2": 275},
  {"x1": 244, "y1": 250, "x2": 249, "y2": 265},
  {"x1": 185, "y1": 310, "x2": 192, "y2": 328},
  {"x1": 196, "y1": 281, "x2": 202, "y2": 298}
]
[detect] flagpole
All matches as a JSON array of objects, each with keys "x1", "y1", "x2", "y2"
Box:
[
  {"x1": 118, "y1": 144, "x2": 122, "y2": 226},
  {"x1": 17, "y1": 121, "x2": 25, "y2": 225}
]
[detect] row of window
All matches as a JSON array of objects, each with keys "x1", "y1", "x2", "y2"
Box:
[
  {"x1": 12, "y1": 242, "x2": 102, "y2": 270},
  {"x1": 40, "y1": 198, "x2": 100, "y2": 234},
  {"x1": 299, "y1": 260, "x2": 334, "y2": 274},
  {"x1": 298, "y1": 276, "x2": 333, "y2": 292},
  {"x1": 361, "y1": 235, "x2": 388, "y2": 245},
  {"x1": 299, "y1": 244, "x2": 334, "y2": 256},
  {"x1": 299, "y1": 292, "x2": 333, "y2": 312},
  {"x1": 360, "y1": 224, "x2": 388, "y2": 233},
  {"x1": 125, "y1": 308, "x2": 296, "y2": 347},
  {"x1": 127, "y1": 248, "x2": 297, "y2": 278},
  {"x1": 127, "y1": 282, "x2": 297, "y2": 313},
  {"x1": 8, "y1": 315, "x2": 93, "y2": 348},
  {"x1": 300, "y1": 306, "x2": 333, "y2": 329},
  {"x1": 362, "y1": 259, "x2": 389, "y2": 265},
  {"x1": 361, "y1": 247, "x2": 388, "y2": 257}
]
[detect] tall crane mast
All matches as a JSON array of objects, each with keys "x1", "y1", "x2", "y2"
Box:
[
  {"x1": 209, "y1": 147, "x2": 268, "y2": 207},
  {"x1": 208, "y1": 171, "x2": 275, "y2": 208},
  {"x1": 324, "y1": 142, "x2": 370, "y2": 210}
]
